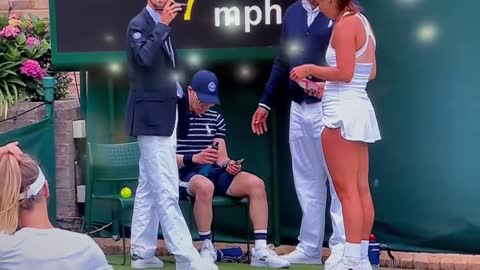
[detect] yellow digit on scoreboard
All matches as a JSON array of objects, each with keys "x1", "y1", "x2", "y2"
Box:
[{"x1": 184, "y1": 0, "x2": 195, "y2": 21}]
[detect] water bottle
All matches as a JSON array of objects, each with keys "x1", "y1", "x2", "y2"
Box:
[
  {"x1": 198, "y1": 142, "x2": 219, "y2": 176},
  {"x1": 368, "y1": 234, "x2": 381, "y2": 267}
]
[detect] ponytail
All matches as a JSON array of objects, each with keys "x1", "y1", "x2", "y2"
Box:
[
  {"x1": 0, "y1": 154, "x2": 40, "y2": 234},
  {"x1": 0, "y1": 155, "x2": 22, "y2": 234}
]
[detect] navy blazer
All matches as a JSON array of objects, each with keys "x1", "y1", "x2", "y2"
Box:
[
  {"x1": 260, "y1": 1, "x2": 332, "y2": 107},
  {"x1": 125, "y1": 9, "x2": 190, "y2": 138}
]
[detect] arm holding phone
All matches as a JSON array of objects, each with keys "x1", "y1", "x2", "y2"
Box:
[
  {"x1": 213, "y1": 138, "x2": 242, "y2": 175},
  {"x1": 127, "y1": 0, "x2": 183, "y2": 67}
]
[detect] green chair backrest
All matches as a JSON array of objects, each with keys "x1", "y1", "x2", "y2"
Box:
[{"x1": 87, "y1": 142, "x2": 140, "y2": 195}]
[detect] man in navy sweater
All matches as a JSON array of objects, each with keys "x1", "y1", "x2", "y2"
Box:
[{"x1": 251, "y1": 0, "x2": 345, "y2": 266}]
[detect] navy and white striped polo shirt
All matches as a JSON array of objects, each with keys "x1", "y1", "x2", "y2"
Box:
[{"x1": 177, "y1": 109, "x2": 226, "y2": 156}]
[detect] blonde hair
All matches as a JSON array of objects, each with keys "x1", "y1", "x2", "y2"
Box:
[{"x1": 0, "y1": 154, "x2": 39, "y2": 234}]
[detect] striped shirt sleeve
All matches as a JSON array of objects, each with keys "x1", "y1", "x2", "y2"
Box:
[{"x1": 215, "y1": 113, "x2": 227, "y2": 139}]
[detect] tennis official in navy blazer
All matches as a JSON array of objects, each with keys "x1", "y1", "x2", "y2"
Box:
[
  {"x1": 125, "y1": 7, "x2": 189, "y2": 139},
  {"x1": 124, "y1": 1, "x2": 218, "y2": 270}
]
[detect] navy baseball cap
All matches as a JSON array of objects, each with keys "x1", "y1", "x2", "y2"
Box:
[{"x1": 190, "y1": 70, "x2": 220, "y2": 105}]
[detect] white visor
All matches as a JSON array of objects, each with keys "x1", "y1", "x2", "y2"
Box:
[{"x1": 18, "y1": 166, "x2": 46, "y2": 201}]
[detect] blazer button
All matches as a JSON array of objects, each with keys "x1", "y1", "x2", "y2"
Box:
[{"x1": 305, "y1": 32, "x2": 310, "y2": 36}]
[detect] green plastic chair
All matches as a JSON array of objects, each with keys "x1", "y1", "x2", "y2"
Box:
[
  {"x1": 86, "y1": 142, "x2": 140, "y2": 265},
  {"x1": 86, "y1": 142, "x2": 252, "y2": 263}
]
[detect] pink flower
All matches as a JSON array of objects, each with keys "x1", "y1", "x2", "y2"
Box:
[
  {"x1": 0, "y1": 25, "x2": 20, "y2": 38},
  {"x1": 20, "y1": 60, "x2": 46, "y2": 80},
  {"x1": 26, "y1": 36, "x2": 40, "y2": 47}
]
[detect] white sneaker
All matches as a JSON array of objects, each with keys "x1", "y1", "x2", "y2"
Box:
[
  {"x1": 280, "y1": 248, "x2": 322, "y2": 265},
  {"x1": 200, "y1": 240, "x2": 217, "y2": 264},
  {"x1": 176, "y1": 257, "x2": 218, "y2": 270},
  {"x1": 360, "y1": 256, "x2": 373, "y2": 270},
  {"x1": 331, "y1": 256, "x2": 361, "y2": 270},
  {"x1": 131, "y1": 255, "x2": 164, "y2": 269},
  {"x1": 251, "y1": 244, "x2": 291, "y2": 268},
  {"x1": 325, "y1": 245, "x2": 344, "y2": 270}
]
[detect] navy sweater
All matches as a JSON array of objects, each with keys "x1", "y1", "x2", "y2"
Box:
[{"x1": 260, "y1": 1, "x2": 333, "y2": 108}]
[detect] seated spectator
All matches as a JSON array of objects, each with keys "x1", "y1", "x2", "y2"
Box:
[{"x1": 0, "y1": 142, "x2": 113, "y2": 270}]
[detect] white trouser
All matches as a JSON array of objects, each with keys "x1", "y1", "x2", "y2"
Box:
[
  {"x1": 288, "y1": 101, "x2": 345, "y2": 258},
  {"x1": 130, "y1": 109, "x2": 200, "y2": 263}
]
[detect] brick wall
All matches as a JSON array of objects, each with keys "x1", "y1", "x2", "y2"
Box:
[
  {"x1": 0, "y1": 98, "x2": 81, "y2": 229},
  {"x1": 53, "y1": 99, "x2": 81, "y2": 227},
  {"x1": 0, "y1": 0, "x2": 49, "y2": 18}
]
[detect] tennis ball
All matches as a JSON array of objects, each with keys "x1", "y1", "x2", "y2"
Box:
[{"x1": 120, "y1": 187, "x2": 132, "y2": 199}]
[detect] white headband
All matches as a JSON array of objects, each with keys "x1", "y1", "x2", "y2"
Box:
[{"x1": 18, "y1": 166, "x2": 46, "y2": 201}]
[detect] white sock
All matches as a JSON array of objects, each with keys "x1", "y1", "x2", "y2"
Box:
[
  {"x1": 255, "y1": 239, "x2": 267, "y2": 249},
  {"x1": 344, "y1": 242, "x2": 361, "y2": 259},
  {"x1": 199, "y1": 231, "x2": 211, "y2": 242},
  {"x1": 361, "y1": 240, "x2": 369, "y2": 259},
  {"x1": 254, "y1": 230, "x2": 268, "y2": 249},
  {"x1": 199, "y1": 230, "x2": 211, "y2": 237}
]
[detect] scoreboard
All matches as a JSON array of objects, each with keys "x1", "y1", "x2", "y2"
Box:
[{"x1": 50, "y1": 0, "x2": 296, "y2": 68}]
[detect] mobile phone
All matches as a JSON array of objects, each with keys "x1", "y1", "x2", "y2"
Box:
[
  {"x1": 178, "y1": 3, "x2": 188, "y2": 13},
  {"x1": 169, "y1": 0, "x2": 188, "y2": 13},
  {"x1": 298, "y1": 79, "x2": 320, "y2": 91},
  {"x1": 235, "y1": 158, "x2": 244, "y2": 164}
]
